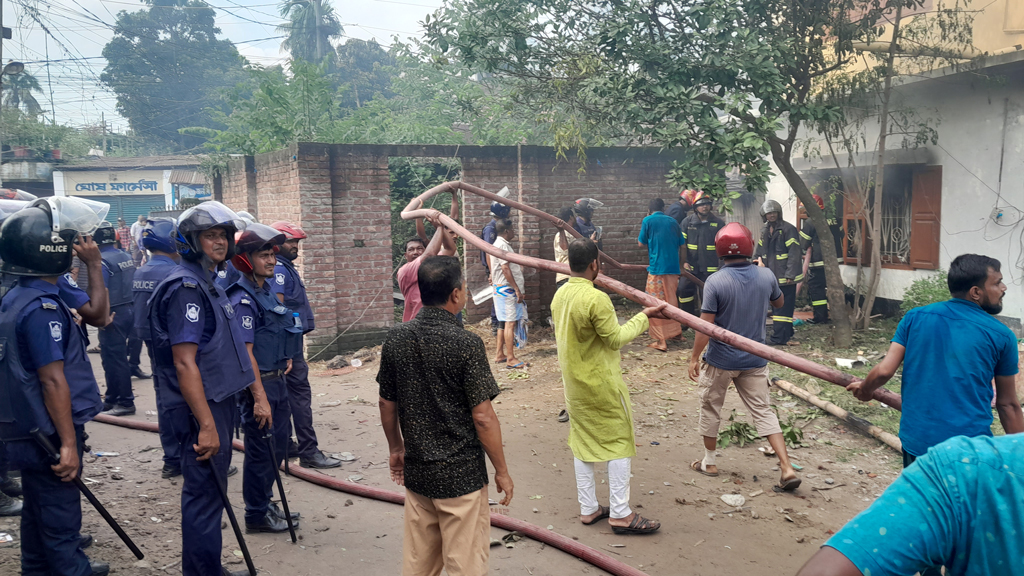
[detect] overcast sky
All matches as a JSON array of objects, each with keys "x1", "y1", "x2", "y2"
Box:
[{"x1": 1, "y1": 0, "x2": 446, "y2": 133}]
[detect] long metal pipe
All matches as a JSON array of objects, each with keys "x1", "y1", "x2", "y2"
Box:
[{"x1": 402, "y1": 181, "x2": 902, "y2": 410}]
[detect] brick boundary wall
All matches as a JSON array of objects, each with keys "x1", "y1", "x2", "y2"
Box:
[{"x1": 216, "y1": 143, "x2": 684, "y2": 357}]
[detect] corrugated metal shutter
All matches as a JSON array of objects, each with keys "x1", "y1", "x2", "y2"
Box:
[
  {"x1": 77, "y1": 195, "x2": 119, "y2": 224},
  {"x1": 120, "y1": 195, "x2": 166, "y2": 224}
]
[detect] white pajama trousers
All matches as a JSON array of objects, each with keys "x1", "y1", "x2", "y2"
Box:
[{"x1": 573, "y1": 457, "x2": 632, "y2": 519}]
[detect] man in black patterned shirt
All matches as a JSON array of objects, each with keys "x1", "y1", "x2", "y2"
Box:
[{"x1": 377, "y1": 255, "x2": 514, "y2": 576}]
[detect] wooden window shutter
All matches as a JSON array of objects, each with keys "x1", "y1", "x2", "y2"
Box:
[
  {"x1": 842, "y1": 191, "x2": 870, "y2": 266},
  {"x1": 909, "y1": 166, "x2": 942, "y2": 270}
]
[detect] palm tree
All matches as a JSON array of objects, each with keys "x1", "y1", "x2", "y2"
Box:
[
  {"x1": 277, "y1": 0, "x2": 343, "y2": 63},
  {"x1": 2, "y1": 71, "x2": 44, "y2": 116}
]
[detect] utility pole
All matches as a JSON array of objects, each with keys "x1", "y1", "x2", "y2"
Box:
[
  {"x1": 313, "y1": 0, "x2": 324, "y2": 61},
  {"x1": 101, "y1": 112, "x2": 107, "y2": 155}
]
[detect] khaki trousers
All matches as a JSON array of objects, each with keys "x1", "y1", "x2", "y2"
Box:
[
  {"x1": 698, "y1": 363, "x2": 782, "y2": 438},
  {"x1": 403, "y1": 487, "x2": 491, "y2": 576}
]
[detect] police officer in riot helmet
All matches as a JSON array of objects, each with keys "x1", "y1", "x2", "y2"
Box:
[
  {"x1": 149, "y1": 201, "x2": 271, "y2": 576},
  {"x1": 131, "y1": 217, "x2": 183, "y2": 479},
  {"x1": 226, "y1": 223, "x2": 303, "y2": 533},
  {"x1": 93, "y1": 222, "x2": 142, "y2": 416},
  {"x1": 215, "y1": 211, "x2": 254, "y2": 290},
  {"x1": 0, "y1": 202, "x2": 109, "y2": 575}
]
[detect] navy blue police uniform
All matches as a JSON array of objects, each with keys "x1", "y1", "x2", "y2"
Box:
[
  {"x1": 0, "y1": 277, "x2": 103, "y2": 575},
  {"x1": 150, "y1": 259, "x2": 255, "y2": 575},
  {"x1": 132, "y1": 254, "x2": 181, "y2": 472},
  {"x1": 227, "y1": 275, "x2": 301, "y2": 527},
  {"x1": 98, "y1": 245, "x2": 137, "y2": 409},
  {"x1": 215, "y1": 260, "x2": 242, "y2": 290},
  {"x1": 273, "y1": 255, "x2": 322, "y2": 460}
]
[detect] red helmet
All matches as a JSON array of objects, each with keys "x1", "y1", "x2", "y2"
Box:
[
  {"x1": 679, "y1": 189, "x2": 698, "y2": 206},
  {"x1": 812, "y1": 194, "x2": 825, "y2": 210},
  {"x1": 231, "y1": 223, "x2": 286, "y2": 275},
  {"x1": 270, "y1": 221, "x2": 307, "y2": 240},
  {"x1": 715, "y1": 222, "x2": 755, "y2": 258}
]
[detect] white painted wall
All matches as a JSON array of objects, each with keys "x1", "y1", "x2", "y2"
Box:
[{"x1": 765, "y1": 62, "x2": 1024, "y2": 328}]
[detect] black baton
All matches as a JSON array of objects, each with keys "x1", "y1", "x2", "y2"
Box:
[
  {"x1": 208, "y1": 457, "x2": 256, "y2": 576},
  {"x1": 29, "y1": 428, "x2": 145, "y2": 560},
  {"x1": 265, "y1": 427, "x2": 297, "y2": 543}
]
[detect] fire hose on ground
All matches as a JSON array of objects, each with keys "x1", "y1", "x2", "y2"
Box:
[
  {"x1": 93, "y1": 413, "x2": 650, "y2": 576},
  {"x1": 402, "y1": 181, "x2": 902, "y2": 410}
]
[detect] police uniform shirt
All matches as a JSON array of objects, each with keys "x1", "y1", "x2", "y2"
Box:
[
  {"x1": 16, "y1": 278, "x2": 71, "y2": 371},
  {"x1": 233, "y1": 295, "x2": 257, "y2": 346},
  {"x1": 165, "y1": 274, "x2": 218, "y2": 348},
  {"x1": 57, "y1": 273, "x2": 89, "y2": 310}
]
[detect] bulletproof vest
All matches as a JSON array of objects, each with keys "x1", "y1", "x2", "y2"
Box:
[
  {"x1": 0, "y1": 286, "x2": 102, "y2": 442},
  {"x1": 150, "y1": 262, "x2": 254, "y2": 404},
  {"x1": 229, "y1": 278, "x2": 302, "y2": 372},
  {"x1": 0, "y1": 273, "x2": 14, "y2": 301},
  {"x1": 275, "y1": 256, "x2": 315, "y2": 333},
  {"x1": 132, "y1": 257, "x2": 176, "y2": 341},
  {"x1": 101, "y1": 247, "x2": 136, "y2": 308}
]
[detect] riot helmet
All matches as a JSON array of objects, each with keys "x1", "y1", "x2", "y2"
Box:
[
  {"x1": 175, "y1": 201, "x2": 247, "y2": 263},
  {"x1": 231, "y1": 223, "x2": 285, "y2": 275},
  {"x1": 0, "y1": 203, "x2": 77, "y2": 276},
  {"x1": 141, "y1": 217, "x2": 177, "y2": 254},
  {"x1": 94, "y1": 222, "x2": 117, "y2": 245}
]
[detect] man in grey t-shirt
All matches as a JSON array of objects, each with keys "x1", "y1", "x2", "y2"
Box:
[{"x1": 687, "y1": 223, "x2": 801, "y2": 492}]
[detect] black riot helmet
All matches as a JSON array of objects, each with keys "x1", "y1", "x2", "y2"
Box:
[
  {"x1": 0, "y1": 203, "x2": 77, "y2": 277},
  {"x1": 94, "y1": 221, "x2": 117, "y2": 245},
  {"x1": 175, "y1": 201, "x2": 247, "y2": 263}
]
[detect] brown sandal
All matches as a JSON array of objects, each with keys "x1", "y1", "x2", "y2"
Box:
[
  {"x1": 581, "y1": 505, "x2": 609, "y2": 525},
  {"x1": 611, "y1": 514, "x2": 661, "y2": 534},
  {"x1": 690, "y1": 459, "x2": 719, "y2": 477}
]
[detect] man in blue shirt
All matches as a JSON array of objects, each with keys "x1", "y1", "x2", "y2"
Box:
[
  {"x1": 796, "y1": 434, "x2": 1024, "y2": 576},
  {"x1": 93, "y1": 223, "x2": 139, "y2": 416},
  {"x1": 849, "y1": 254, "x2": 1023, "y2": 467},
  {"x1": 637, "y1": 198, "x2": 684, "y2": 351}
]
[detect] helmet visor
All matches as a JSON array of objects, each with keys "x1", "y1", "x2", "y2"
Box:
[
  {"x1": 0, "y1": 189, "x2": 38, "y2": 201},
  {"x1": 33, "y1": 197, "x2": 111, "y2": 239},
  {"x1": 178, "y1": 201, "x2": 248, "y2": 234},
  {"x1": 0, "y1": 199, "x2": 31, "y2": 221}
]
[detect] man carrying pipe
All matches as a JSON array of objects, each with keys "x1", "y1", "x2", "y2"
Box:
[
  {"x1": 226, "y1": 223, "x2": 304, "y2": 534},
  {"x1": 149, "y1": 202, "x2": 271, "y2": 576},
  {"x1": 688, "y1": 223, "x2": 801, "y2": 491},
  {"x1": 0, "y1": 202, "x2": 111, "y2": 575}
]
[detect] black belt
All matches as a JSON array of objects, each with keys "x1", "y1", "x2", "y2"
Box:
[{"x1": 260, "y1": 369, "x2": 285, "y2": 379}]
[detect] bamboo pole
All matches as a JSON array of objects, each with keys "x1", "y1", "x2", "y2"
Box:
[{"x1": 773, "y1": 378, "x2": 902, "y2": 453}]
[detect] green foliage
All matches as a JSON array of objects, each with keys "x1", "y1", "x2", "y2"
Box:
[
  {"x1": 101, "y1": 0, "x2": 247, "y2": 150},
  {"x1": 336, "y1": 39, "x2": 394, "y2": 109},
  {"x1": 1, "y1": 110, "x2": 94, "y2": 157},
  {"x1": 278, "y1": 0, "x2": 343, "y2": 64},
  {"x1": 2, "y1": 70, "x2": 44, "y2": 116},
  {"x1": 780, "y1": 414, "x2": 805, "y2": 448},
  {"x1": 717, "y1": 411, "x2": 759, "y2": 448},
  {"x1": 389, "y1": 158, "x2": 461, "y2": 274},
  {"x1": 900, "y1": 270, "x2": 948, "y2": 315}
]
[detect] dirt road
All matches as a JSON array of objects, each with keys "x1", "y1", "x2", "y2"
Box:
[{"x1": 0, "y1": 323, "x2": 902, "y2": 575}]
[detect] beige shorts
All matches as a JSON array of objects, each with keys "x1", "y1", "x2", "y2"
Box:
[{"x1": 697, "y1": 362, "x2": 782, "y2": 438}]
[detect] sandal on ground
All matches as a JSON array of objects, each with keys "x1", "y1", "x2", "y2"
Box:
[
  {"x1": 506, "y1": 361, "x2": 530, "y2": 369},
  {"x1": 558, "y1": 409, "x2": 569, "y2": 423},
  {"x1": 646, "y1": 343, "x2": 668, "y2": 352},
  {"x1": 775, "y1": 476, "x2": 802, "y2": 492},
  {"x1": 494, "y1": 357, "x2": 507, "y2": 364},
  {"x1": 610, "y1": 514, "x2": 661, "y2": 535},
  {"x1": 690, "y1": 460, "x2": 719, "y2": 477},
  {"x1": 581, "y1": 505, "x2": 610, "y2": 525}
]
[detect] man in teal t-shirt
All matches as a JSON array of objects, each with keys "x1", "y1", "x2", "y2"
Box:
[
  {"x1": 848, "y1": 254, "x2": 1022, "y2": 466},
  {"x1": 637, "y1": 198, "x2": 685, "y2": 350},
  {"x1": 796, "y1": 434, "x2": 1024, "y2": 576}
]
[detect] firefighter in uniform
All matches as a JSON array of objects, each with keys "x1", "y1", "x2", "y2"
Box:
[
  {"x1": 754, "y1": 199, "x2": 802, "y2": 346},
  {"x1": 677, "y1": 191, "x2": 726, "y2": 317},
  {"x1": 93, "y1": 222, "x2": 139, "y2": 416},
  {"x1": 227, "y1": 223, "x2": 304, "y2": 533},
  {"x1": 0, "y1": 201, "x2": 109, "y2": 575},
  {"x1": 149, "y1": 201, "x2": 270, "y2": 576},
  {"x1": 799, "y1": 194, "x2": 830, "y2": 324},
  {"x1": 131, "y1": 217, "x2": 182, "y2": 478}
]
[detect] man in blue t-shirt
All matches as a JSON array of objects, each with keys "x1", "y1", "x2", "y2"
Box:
[
  {"x1": 637, "y1": 198, "x2": 685, "y2": 351},
  {"x1": 688, "y1": 223, "x2": 801, "y2": 491},
  {"x1": 796, "y1": 434, "x2": 1024, "y2": 576},
  {"x1": 848, "y1": 254, "x2": 1022, "y2": 467}
]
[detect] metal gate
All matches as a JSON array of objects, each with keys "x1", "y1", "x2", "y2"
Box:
[{"x1": 78, "y1": 195, "x2": 166, "y2": 224}]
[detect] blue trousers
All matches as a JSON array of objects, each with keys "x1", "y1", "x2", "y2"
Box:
[
  {"x1": 19, "y1": 427, "x2": 91, "y2": 576},
  {"x1": 98, "y1": 305, "x2": 134, "y2": 407},
  {"x1": 285, "y1": 357, "x2": 320, "y2": 458},
  {"x1": 242, "y1": 375, "x2": 291, "y2": 524},
  {"x1": 147, "y1": 344, "x2": 182, "y2": 469},
  {"x1": 169, "y1": 397, "x2": 235, "y2": 576}
]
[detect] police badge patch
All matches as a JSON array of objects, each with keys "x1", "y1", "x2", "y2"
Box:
[
  {"x1": 275, "y1": 272, "x2": 285, "y2": 286},
  {"x1": 218, "y1": 270, "x2": 227, "y2": 278},
  {"x1": 64, "y1": 273, "x2": 79, "y2": 288},
  {"x1": 242, "y1": 316, "x2": 253, "y2": 330},
  {"x1": 186, "y1": 303, "x2": 201, "y2": 323},
  {"x1": 49, "y1": 321, "x2": 63, "y2": 342}
]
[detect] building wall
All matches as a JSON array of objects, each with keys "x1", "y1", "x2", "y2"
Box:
[
  {"x1": 218, "y1": 143, "x2": 685, "y2": 356},
  {"x1": 765, "y1": 62, "x2": 1024, "y2": 332}
]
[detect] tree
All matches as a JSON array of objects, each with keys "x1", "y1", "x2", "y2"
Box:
[
  {"x1": 278, "y1": 0, "x2": 343, "y2": 64},
  {"x1": 425, "y1": 0, "x2": 938, "y2": 347},
  {"x1": 101, "y1": 0, "x2": 247, "y2": 150},
  {"x1": 336, "y1": 39, "x2": 394, "y2": 109},
  {"x1": 2, "y1": 70, "x2": 44, "y2": 116},
  {"x1": 808, "y1": 0, "x2": 977, "y2": 328}
]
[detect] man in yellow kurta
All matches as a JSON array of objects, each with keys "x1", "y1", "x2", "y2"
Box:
[{"x1": 551, "y1": 238, "x2": 665, "y2": 535}]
